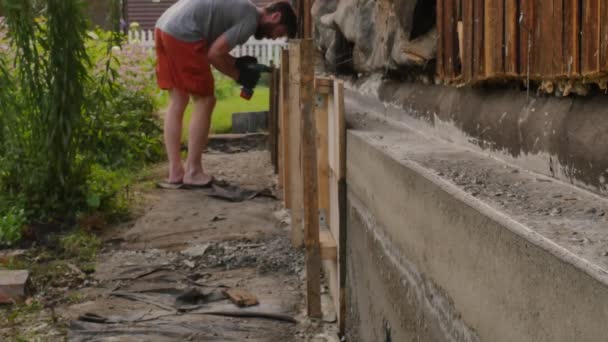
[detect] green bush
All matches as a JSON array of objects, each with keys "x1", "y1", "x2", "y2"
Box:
[
  {"x1": 0, "y1": 206, "x2": 25, "y2": 247},
  {"x1": 0, "y1": 1, "x2": 163, "y2": 241}
]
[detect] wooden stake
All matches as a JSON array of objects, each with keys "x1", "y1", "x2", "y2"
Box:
[
  {"x1": 288, "y1": 41, "x2": 304, "y2": 247},
  {"x1": 268, "y1": 62, "x2": 279, "y2": 174},
  {"x1": 300, "y1": 38, "x2": 321, "y2": 318},
  {"x1": 315, "y1": 78, "x2": 330, "y2": 223},
  {"x1": 279, "y1": 49, "x2": 291, "y2": 206}
]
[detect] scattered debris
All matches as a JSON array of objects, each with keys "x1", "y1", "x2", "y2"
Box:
[
  {"x1": 0, "y1": 249, "x2": 27, "y2": 264},
  {"x1": 181, "y1": 244, "x2": 210, "y2": 258},
  {"x1": 0, "y1": 270, "x2": 30, "y2": 304},
  {"x1": 224, "y1": 288, "x2": 259, "y2": 307}
]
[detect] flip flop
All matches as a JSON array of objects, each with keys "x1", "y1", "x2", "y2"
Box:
[
  {"x1": 156, "y1": 181, "x2": 184, "y2": 190},
  {"x1": 182, "y1": 177, "x2": 214, "y2": 190}
]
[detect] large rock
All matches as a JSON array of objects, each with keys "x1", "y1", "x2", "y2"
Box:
[{"x1": 313, "y1": 0, "x2": 437, "y2": 74}]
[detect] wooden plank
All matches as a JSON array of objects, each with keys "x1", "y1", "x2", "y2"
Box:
[
  {"x1": 504, "y1": 0, "x2": 519, "y2": 76},
  {"x1": 462, "y1": 0, "x2": 474, "y2": 82},
  {"x1": 327, "y1": 79, "x2": 346, "y2": 333},
  {"x1": 536, "y1": 0, "x2": 554, "y2": 77},
  {"x1": 300, "y1": 38, "x2": 321, "y2": 319},
  {"x1": 472, "y1": 0, "x2": 485, "y2": 79},
  {"x1": 444, "y1": 0, "x2": 456, "y2": 78},
  {"x1": 484, "y1": 0, "x2": 505, "y2": 77},
  {"x1": 279, "y1": 49, "x2": 290, "y2": 204},
  {"x1": 600, "y1": 1, "x2": 608, "y2": 72},
  {"x1": 519, "y1": 0, "x2": 535, "y2": 81},
  {"x1": 564, "y1": 0, "x2": 581, "y2": 77},
  {"x1": 268, "y1": 63, "x2": 279, "y2": 174},
  {"x1": 582, "y1": 0, "x2": 600, "y2": 76},
  {"x1": 288, "y1": 41, "x2": 304, "y2": 247},
  {"x1": 552, "y1": 0, "x2": 564, "y2": 77},
  {"x1": 303, "y1": 0, "x2": 312, "y2": 39},
  {"x1": 315, "y1": 81, "x2": 330, "y2": 221},
  {"x1": 319, "y1": 227, "x2": 337, "y2": 261},
  {"x1": 436, "y1": 0, "x2": 445, "y2": 79}
]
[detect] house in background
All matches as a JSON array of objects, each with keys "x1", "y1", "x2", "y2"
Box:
[{"x1": 124, "y1": 0, "x2": 277, "y2": 31}]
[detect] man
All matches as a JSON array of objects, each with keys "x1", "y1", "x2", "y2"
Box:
[{"x1": 155, "y1": 0, "x2": 297, "y2": 187}]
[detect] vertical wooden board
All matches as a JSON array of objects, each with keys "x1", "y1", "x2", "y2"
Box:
[
  {"x1": 552, "y1": 0, "x2": 564, "y2": 77},
  {"x1": 280, "y1": 49, "x2": 291, "y2": 207},
  {"x1": 484, "y1": 0, "x2": 505, "y2": 78},
  {"x1": 268, "y1": 66, "x2": 279, "y2": 174},
  {"x1": 444, "y1": 0, "x2": 457, "y2": 79},
  {"x1": 519, "y1": 0, "x2": 535, "y2": 80},
  {"x1": 462, "y1": 0, "x2": 475, "y2": 82},
  {"x1": 277, "y1": 64, "x2": 284, "y2": 187},
  {"x1": 473, "y1": 0, "x2": 485, "y2": 79},
  {"x1": 328, "y1": 81, "x2": 345, "y2": 179},
  {"x1": 582, "y1": 0, "x2": 600, "y2": 76},
  {"x1": 288, "y1": 41, "x2": 304, "y2": 247},
  {"x1": 322, "y1": 260, "x2": 341, "y2": 331},
  {"x1": 300, "y1": 38, "x2": 321, "y2": 319},
  {"x1": 326, "y1": 80, "x2": 346, "y2": 334},
  {"x1": 600, "y1": 2, "x2": 608, "y2": 72},
  {"x1": 563, "y1": 0, "x2": 581, "y2": 77},
  {"x1": 536, "y1": 0, "x2": 554, "y2": 77},
  {"x1": 315, "y1": 91, "x2": 330, "y2": 220},
  {"x1": 437, "y1": 0, "x2": 445, "y2": 79},
  {"x1": 504, "y1": 0, "x2": 519, "y2": 76}
]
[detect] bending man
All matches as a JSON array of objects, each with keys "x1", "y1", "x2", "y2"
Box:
[{"x1": 155, "y1": 0, "x2": 297, "y2": 187}]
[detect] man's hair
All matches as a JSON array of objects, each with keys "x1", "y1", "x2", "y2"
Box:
[{"x1": 265, "y1": 1, "x2": 297, "y2": 38}]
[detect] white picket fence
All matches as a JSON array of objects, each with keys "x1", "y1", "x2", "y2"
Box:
[{"x1": 128, "y1": 29, "x2": 287, "y2": 66}]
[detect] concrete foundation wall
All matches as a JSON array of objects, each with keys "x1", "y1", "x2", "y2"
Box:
[
  {"x1": 348, "y1": 79, "x2": 608, "y2": 197},
  {"x1": 345, "y1": 130, "x2": 608, "y2": 342}
]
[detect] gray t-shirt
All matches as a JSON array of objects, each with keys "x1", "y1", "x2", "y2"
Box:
[{"x1": 156, "y1": 0, "x2": 259, "y2": 48}]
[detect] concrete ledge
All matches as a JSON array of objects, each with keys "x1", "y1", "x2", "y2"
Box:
[
  {"x1": 345, "y1": 126, "x2": 608, "y2": 342},
  {"x1": 345, "y1": 78, "x2": 608, "y2": 197}
]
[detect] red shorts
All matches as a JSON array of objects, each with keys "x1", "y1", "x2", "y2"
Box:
[{"x1": 155, "y1": 28, "x2": 214, "y2": 97}]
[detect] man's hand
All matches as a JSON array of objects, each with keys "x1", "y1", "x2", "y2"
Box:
[{"x1": 235, "y1": 56, "x2": 261, "y2": 89}]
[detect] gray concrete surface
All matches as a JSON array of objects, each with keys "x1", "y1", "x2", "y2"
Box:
[
  {"x1": 346, "y1": 77, "x2": 608, "y2": 197},
  {"x1": 344, "y1": 102, "x2": 608, "y2": 341}
]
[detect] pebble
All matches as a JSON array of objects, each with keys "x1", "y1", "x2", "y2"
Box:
[
  {"x1": 586, "y1": 208, "x2": 597, "y2": 214},
  {"x1": 550, "y1": 208, "x2": 562, "y2": 216}
]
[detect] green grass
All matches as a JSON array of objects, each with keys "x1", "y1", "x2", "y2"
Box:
[{"x1": 155, "y1": 85, "x2": 269, "y2": 141}]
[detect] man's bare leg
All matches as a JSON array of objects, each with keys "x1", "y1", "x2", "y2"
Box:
[
  {"x1": 184, "y1": 94, "x2": 216, "y2": 185},
  {"x1": 164, "y1": 89, "x2": 189, "y2": 183}
]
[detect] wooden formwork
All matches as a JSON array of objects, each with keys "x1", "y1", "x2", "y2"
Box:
[{"x1": 271, "y1": 40, "x2": 346, "y2": 332}]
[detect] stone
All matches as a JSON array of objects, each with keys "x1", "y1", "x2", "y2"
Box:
[
  {"x1": 182, "y1": 244, "x2": 210, "y2": 258},
  {"x1": 0, "y1": 270, "x2": 29, "y2": 304},
  {"x1": 313, "y1": 0, "x2": 437, "y2": 73}
]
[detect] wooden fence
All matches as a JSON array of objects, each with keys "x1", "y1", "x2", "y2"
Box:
[
  {"x1": 128, "y1": 29, "x2": 287, "y2": 66},
  {"x1": 438, "y1": 0, "x2": 608, "y2": 85}
]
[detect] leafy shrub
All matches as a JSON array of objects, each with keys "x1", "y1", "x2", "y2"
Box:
[
  {"x1": 0, "y1": 206, "x2": 26, "y2": 247},
  {"x1": 86, "y1": 164, "x2": 131, "y2": 218},
  {"x1": 0, "y1": 2, "x2": 163, "y2": 238}
]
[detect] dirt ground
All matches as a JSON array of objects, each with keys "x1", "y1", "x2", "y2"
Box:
[{"x1": 1, "y1": 143, "x2": 339, "y2": 341}]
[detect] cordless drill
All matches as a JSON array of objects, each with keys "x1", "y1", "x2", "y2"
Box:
[{"x1": 240, "y1": 63, "x2": 272, "y2": 101}]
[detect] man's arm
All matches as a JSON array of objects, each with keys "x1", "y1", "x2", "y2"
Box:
[{"x1": 207, "y1": 34, "x2": 239, "y2": 80}]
